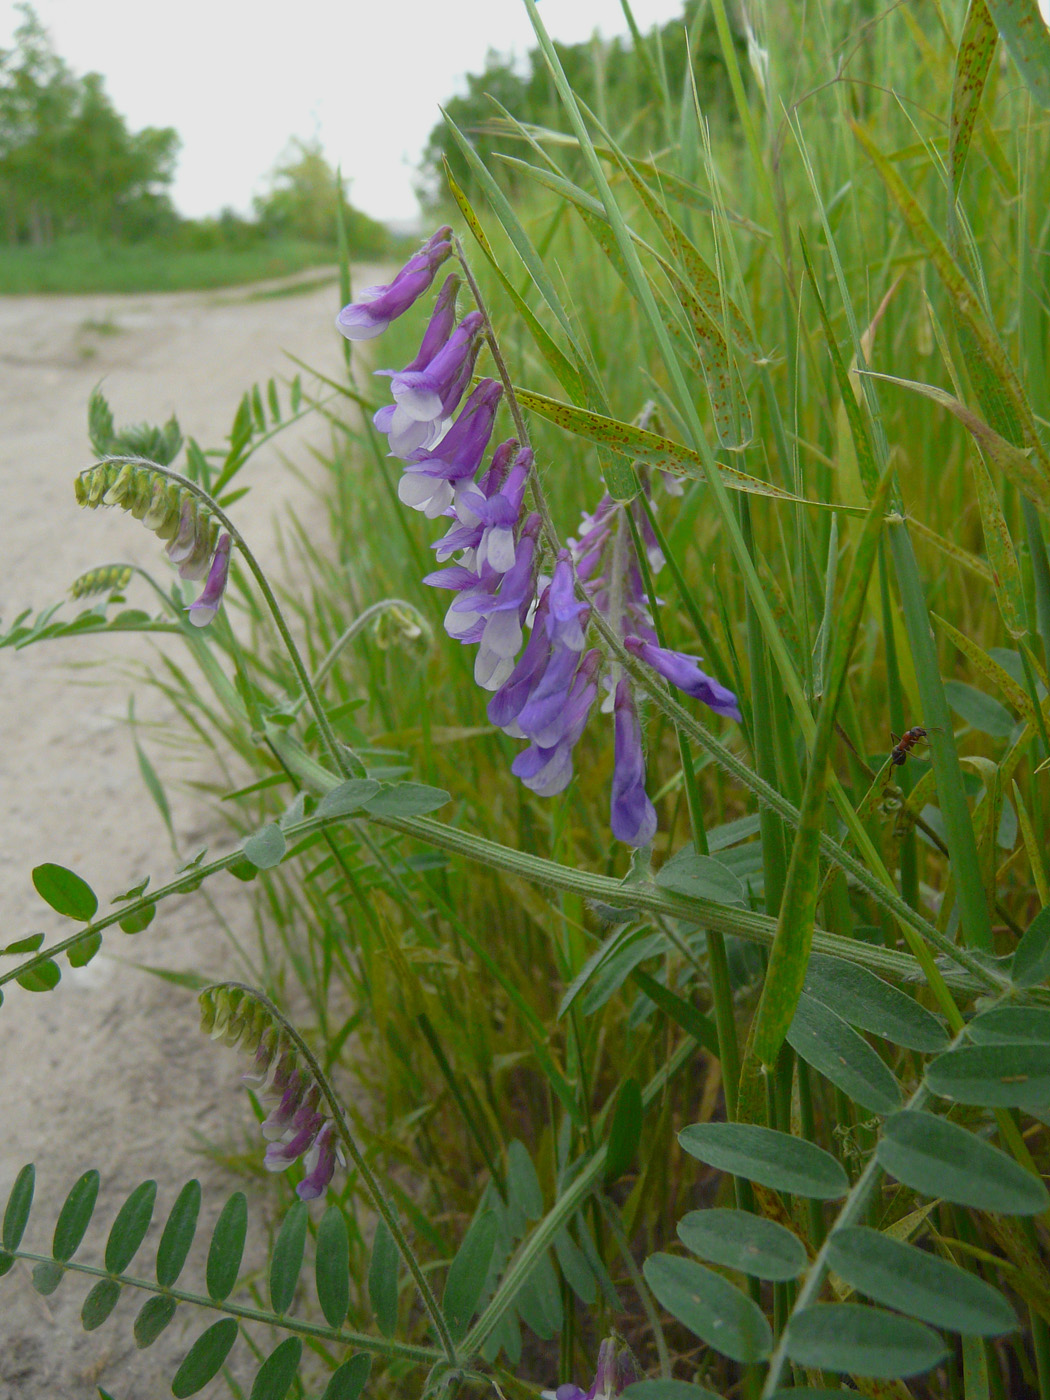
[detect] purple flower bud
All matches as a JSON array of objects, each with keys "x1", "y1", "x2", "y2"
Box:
[
  {"x1": 402, "y1": 273, "x2": 460, "y2": 373},
  {"x1": 624, "y1": 636, "x2": 741, "y2": 721},
  {"x1": 611, "y1": 679, "x2": 657, "y2": 847},
  {"x1": 188, "y1": 533, "x2": 232, "y2": 628},
  {"x1": 335, "y1": 227, "x2": 452, "y2": 340},
  {"x1": 551, "y1": 1335, "x2": 641, "y2": 1400}
]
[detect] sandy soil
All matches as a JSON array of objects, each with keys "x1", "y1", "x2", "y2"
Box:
[{"x1": 0, "y1": 270, "x2": 376, "y2": 1398}]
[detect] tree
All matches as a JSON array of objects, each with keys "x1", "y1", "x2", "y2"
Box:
[
  {"x1": 253, "y1": 137, "x2": 389, "y2": 255},
  {"x1": 0, "y1": 4, "x2": 179, "y2": 243}
]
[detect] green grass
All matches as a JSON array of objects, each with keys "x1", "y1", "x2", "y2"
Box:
[{"x1": 0, "y1": 234, "x2": 343, "y2": 294}]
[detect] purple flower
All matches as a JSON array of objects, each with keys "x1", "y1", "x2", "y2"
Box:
[
  {"x1": 381, "y1": 311, "x2": 484, "y2": 424},
  {"x1": 335, "y1": 227, "x2": 452, "y2": 341},
  {"x1": 487, "y1": 593, "x2": 554, "y2": 729},
  {"x1": 456, "y1": 445, "x2": 533, "y2": 573},
  {"x1": 188, "y1": 532, "x2": 232, "y2": 627},
  {"x1": 552, "y1": 1335, "x2": 641, "y2": 1400},
  {"x1": 298, "y1": 1121, "x2": 338, "y2": 1200},
  {"x1": 624, "y1": 636, "x2": 741, "y2": 722},
  {"x1": 610, "y1": 678, "x2": 657, "y2": 847},
  {"x1": 511, "y1": 650, "x2": 598, "y2": 795},
  {"x1": 545, "y1": 550, "x2": 589, "y2": 650},
  {"x1": 398, "y1": 379, "x2": 502, "y2": 517}
]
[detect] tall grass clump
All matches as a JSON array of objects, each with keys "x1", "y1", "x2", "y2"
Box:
[{"x1": 3, "y1": 1, "x2": 1050, "y2": 1397}]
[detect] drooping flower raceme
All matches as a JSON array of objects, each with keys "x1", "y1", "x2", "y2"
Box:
[
  {"x1": 75, "y1": 461, "x2": 233, "y2": 627},
  {"x1": 200, "y1": 985, "x2": 345, "y2": 1201},
  {"x1": 352, "y1": 229, "x2": 742, "y2": 846}
]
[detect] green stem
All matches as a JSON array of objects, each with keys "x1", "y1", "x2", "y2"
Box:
[{"x1": 2, "y1": 1248, "x2": 441, "y2": 1363}]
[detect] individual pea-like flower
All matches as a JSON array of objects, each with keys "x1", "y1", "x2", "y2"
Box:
[
  {"x1": 335, "y1": 226, "x2": 452, "y2": 341},
  {"x1": 397, "y1": 378, "x2": 503, "y2": 517},
  {"x1": 549, "y1": 1334, "x2": 642, "y2": 1400},
  {"x1": 187, "y1": 532, "x2": 232, "y2": 627},
  {"x1": 201, "y1": 984, "x2": 345, "y2": 1201},
  {"x1": 623, "y1": 636, "x2": 742, "y2": 722}
]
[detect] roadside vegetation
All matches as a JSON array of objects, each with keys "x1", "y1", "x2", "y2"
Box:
[{"x1": 3, "y1": 2, "x2": 1050, "y2": 1398}]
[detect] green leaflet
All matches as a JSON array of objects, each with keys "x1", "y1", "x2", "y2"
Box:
[
  {"x1": 53, "y1": 1170, "x2": 100, "y2": 1262},
  {"x1": 784, "y1": 1303, "x2": 948, "y2": 1378},
  {"x1": 105, "y1": 1180, "x2": 157, "y2": 1274},
  {"x1": 207, "y1": 1192, "x2": 247, "y2": 1303},
  {"x1": 677, "y1": 1208, "x2": 806, "y2": 1282},
  {"x1": 876, "y1": 1110, "x2": 1049, "y2": 1213},
  {"x1": 786, "y1": 993, "x2": 902, "y2": 1115},
  {"x1": 827, "y1": 1226, "x2": 1016, "y2": 1335},
  {"x1": 678, "y1": 1122, "x2": 848, "y2": 1199},
  {"x1": 270, "y1": 1200, "x2": 308, "y2": 1315},
  {"x1": 156, "y1": 1179, "x2": 201, "y2": 1288},
  {"x1": 315, "y1": 1206, "x2": 351, "y2": 1328},
  {"x1": 642, "y1": 1253, "x2": 772, "y2": 1363}
]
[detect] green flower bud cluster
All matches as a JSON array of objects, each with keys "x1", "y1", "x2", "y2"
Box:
[
  {"x1": 69, "y1": 563, "x2": 134, "y2": 599},
  {"x1": 199, "y1": 983, "x2": 277, "y2": 1058},
  {"x1": 76, "y1": 462, "x2": 220, "y2": 580}
]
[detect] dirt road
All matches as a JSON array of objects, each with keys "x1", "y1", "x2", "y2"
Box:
[{"x1": 0, "y1": 271, "x2": 370, "y2": 1397}]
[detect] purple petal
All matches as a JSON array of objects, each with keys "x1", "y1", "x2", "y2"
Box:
[
  {"x1": 188, "y1": 533, "x2": 232, "y2": 627},
  {"x1": 610, "y1": 679, "x2": 657, "y2": 847}
]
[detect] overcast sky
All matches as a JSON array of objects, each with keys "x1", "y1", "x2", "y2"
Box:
[{"x1": 2, "y1": 0, "x2": 689, "y2": 225}]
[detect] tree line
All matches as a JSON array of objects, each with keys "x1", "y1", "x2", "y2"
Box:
[{"x1": 0, "y1": 5, "x2": 389, "y2": 256}]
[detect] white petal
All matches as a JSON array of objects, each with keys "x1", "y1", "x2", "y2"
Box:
[
  {"x1": 475, "y1": 648, "x2": 515, "y2": 691},
  {"x1": 483, "y1": 526, "x2": 517, "y2": 573},
  {"x1": 482, "y1": 610, "x2": 523, "y2": 657}
]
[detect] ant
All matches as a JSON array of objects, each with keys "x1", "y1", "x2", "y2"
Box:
[{"x1": 889, "y1": 725, "x2": 940, "y2": 767}]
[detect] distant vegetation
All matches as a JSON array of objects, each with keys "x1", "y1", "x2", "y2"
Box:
[
  {"x1": 417, "y1": 0, "x2": 737, "y2": 209},
  {"x1": 0, "y1": 5, "x2": 391, "y2": 292}
]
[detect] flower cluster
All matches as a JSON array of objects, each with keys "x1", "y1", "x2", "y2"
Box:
[
  {"x1": 75, "y1": 462, "x2": 232, "y2": 628},
  {"x1": 336, "y1": 231, "x2": 741, "y2": 846},
  {"x1": 200, "y1": 985, "x2": 343, "y2": 1200}
]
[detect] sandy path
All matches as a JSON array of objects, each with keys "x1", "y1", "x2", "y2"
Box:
[{"x1": 0, "y1": 271, "x2": 374, "y2": 1397}]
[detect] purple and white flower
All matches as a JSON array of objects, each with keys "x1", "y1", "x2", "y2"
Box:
[
  {"x1": 188, "y1": 532, "x2": 232, "y2": 628},
  {"x1": 336, "y1": 227, "x2": 452, "y2": 341},
  {"x1": 397, "y1": 379, "x2": 502, "y2": 517}
]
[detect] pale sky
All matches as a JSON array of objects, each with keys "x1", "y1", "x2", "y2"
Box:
[{"x1": 2, "y1": 0, "x2": 689, "y2": 225}]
